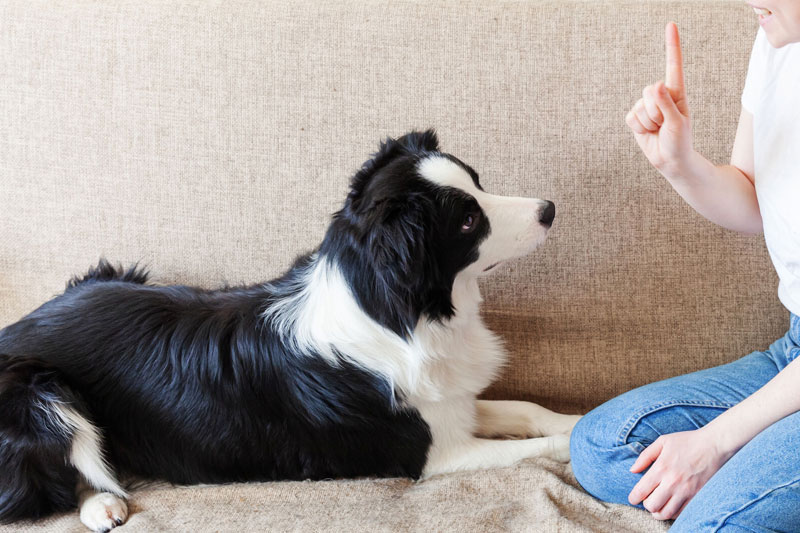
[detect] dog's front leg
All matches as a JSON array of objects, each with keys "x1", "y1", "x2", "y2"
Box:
[
  {"x1": 77, "y1": 481, "x2": 128, "y2": 532},
  {"x1": 422, "y1": 434, "x2": 570, "y2": 478},
  {"x1": 474, "y1": 399, "x2": 582, "y2": 439}
]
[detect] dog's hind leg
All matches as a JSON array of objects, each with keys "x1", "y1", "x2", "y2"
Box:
[
  {"x1": 474, "y1": 400, "x2": 582, "y2": 439},
  {"x1": 50, "y1": 404, "x2": 128, "y2": 532},
  {"x1": 77, "y1": 481, "x2": 127, "y2": 533},
  {"x1": 49, "y1": 403, "x2": 127, "y2": 500},
  {"x1": 0, "y1": 356, "x2": 127, "y2": 530},
  {"x1": 0, "y1": 357, "x2": 80, "y2": 522}
]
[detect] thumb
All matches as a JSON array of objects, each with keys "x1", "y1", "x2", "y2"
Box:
[
  {"x1": 653, "y1": 81, "x2": 685, "y2": 127},
  {"x1": 665, "y1": 22, "x2": 688, "y2": 115}
]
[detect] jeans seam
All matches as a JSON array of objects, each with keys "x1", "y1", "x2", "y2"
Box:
[
  {"x1": 616, "y1": 400, "x2": 736, "y2": 447},
  {"x1": 711, "y1": 476, "x2": 800, "y2": 532}
]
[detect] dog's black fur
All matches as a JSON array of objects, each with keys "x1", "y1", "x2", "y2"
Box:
[{"x1": 0, "y1": 130, "x2": 493, "y2": 522}]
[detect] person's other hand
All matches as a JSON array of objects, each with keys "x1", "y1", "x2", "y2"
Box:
[{"x1": 627, "y1": 427, "x2": 735, "y2": 520}]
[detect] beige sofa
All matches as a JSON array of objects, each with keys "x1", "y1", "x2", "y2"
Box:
[{"x1": 0, "y1": 1, "x2": 785, "y2": 531}]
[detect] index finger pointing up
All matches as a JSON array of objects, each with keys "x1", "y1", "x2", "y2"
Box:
[{"x1": 665, "y1": 22, "x2": 686, "y2": 103}]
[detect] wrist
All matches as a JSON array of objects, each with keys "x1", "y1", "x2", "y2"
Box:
[
  {"x1": 700, "y1": 419, "x2": 746, "y2": 460},
  {"x1": 658, "y1": 148, "x2": 704, "y2": 183}
]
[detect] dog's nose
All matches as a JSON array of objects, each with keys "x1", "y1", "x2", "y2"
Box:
[{"x1": 539, "y1": 201, "x2": 555, "y2": 227}]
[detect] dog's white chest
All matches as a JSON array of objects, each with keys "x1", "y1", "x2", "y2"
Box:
[{"x1": 406, "y1": 295, "x2": 507, "y2": 402}]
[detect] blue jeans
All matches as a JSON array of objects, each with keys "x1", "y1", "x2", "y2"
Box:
[{"x1": 570, "y1": 314, "x2": 800, "y2": 532}]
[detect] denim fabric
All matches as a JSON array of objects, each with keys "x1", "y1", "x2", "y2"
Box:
[{"x1": 570, "y1": 314, "x2": 800, "y2": 532}]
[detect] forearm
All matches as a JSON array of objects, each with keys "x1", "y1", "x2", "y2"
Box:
[
  {"x1": 704, "y1": 355, "x2": 800, "y2": 457},
  {"x1": 662, "y1": 149, "x2": 762, "y2": 235}
]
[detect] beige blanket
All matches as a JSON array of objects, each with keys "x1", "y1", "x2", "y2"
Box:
[{"x1": 1, "y1": 460, "x2": 667, "y2": 533}]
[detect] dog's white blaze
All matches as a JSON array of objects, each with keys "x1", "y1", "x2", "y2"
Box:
[
  {"x1": 417, "y1": 155, "x2": 551, "y2": 274},
  {"x1": 50, "y1": 404, "x2": 126, "y2": 497}
]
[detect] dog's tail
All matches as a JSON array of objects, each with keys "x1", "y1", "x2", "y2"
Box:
[
  {"x1": 67, "y1": 258, "x2": 149, "y2": 289},
  {"x1": 0, "y1": 355, "x2": 125, "y2": 523}
]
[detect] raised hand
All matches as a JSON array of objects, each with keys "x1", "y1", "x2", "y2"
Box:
[{"x1": 625, "y1": 22, "x2": 693, "y2": 177}]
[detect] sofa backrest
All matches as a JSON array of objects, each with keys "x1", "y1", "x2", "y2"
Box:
[{"x1": 0, "y1": 0, "x2": 785, "y2": 412}]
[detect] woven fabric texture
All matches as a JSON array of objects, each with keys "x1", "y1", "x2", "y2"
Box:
[
  {"x1": 1, "y1": 0, "x2": 783, "y2": 414},
  {"x1": 0, "y1": 459, "x2": 668, "y2": 533},
  {"x1": 0, "y1": 1, "x2": 785, "y2": 531}
]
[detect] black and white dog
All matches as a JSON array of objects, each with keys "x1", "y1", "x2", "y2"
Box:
[{"x1": 0, "y1": 130, "x2": 579, "y2": 531}]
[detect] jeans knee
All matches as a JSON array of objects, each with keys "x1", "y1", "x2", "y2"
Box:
[
  {"x1": 569, "y1": 402, "x2": 649, "y2": 505},
  {"x1": 569, "y1": 414, "x2": 596, "y2": 490}
]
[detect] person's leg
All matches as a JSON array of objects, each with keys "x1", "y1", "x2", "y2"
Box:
[
  {"x1": 570, "y1": 324, "x2": 797, "y2": 506},
  {"x1": 669, "y1": 409, "x2": 800, "y2": 532}
]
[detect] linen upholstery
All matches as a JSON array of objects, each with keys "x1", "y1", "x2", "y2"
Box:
[{"x1": 0, "y1": 0, "x2": 782, "y2": 531}]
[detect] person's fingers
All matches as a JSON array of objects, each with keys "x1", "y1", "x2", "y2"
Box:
[
  {"x1": 665, "y1": 23, "x2": 685, "y2": 97},
  {"x1": 665, "y1": 22, "x2": 689, "y2": 115},
  {"x1": 653, "y1": 495, "x2": 687, "y2": 521},
  {"x1": 633, "y1": 99, "x2": 659, "y2": 132},
  {"x1": 629, "y1": 466, "x2": 661, "y2": 505},
  {"x1": 625, "y1": 108, "x2": 649, "y2": 135},
  {"x1": 642, "y1": 85, "x2": 664, "y2": 126},
  {"x1": 630, "y1": 438, "x2": 663, "y2": 474},
  {"x1": 642, "y1": 484, "x2": 672, "y2": 515},
  {"x1": 653, "y1": 82, "x2": 684, "y2": 127}
]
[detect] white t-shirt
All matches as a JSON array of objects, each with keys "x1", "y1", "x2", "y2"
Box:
[{"x1": 741, "y1": 28, "x2": 800, "y2": 315}]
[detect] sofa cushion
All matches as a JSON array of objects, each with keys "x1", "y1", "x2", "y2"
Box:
[{"x1": 0, "y1": 459, "x2": 668, "y2": 533}]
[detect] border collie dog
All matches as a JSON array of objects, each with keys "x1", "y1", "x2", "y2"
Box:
[{"x1": 0, "y1": 130, "x2": 579, "y2": 531}]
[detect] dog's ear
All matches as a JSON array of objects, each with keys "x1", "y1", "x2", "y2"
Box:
[
  {"x1": 394, "y1": 129, "x2": 439, "y2": 153},
  {"x1": 368, "y1": 195, "x2": 427, "y2": 290},
  {"x1": 365, "y1": 194, "x2": 432, "y2": 337},
  {"x1": 348, "y1": 130, "x2": 439, "y2": 207}
]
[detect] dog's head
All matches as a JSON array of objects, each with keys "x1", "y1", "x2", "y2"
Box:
[{"x1": 322, "y1": 130, "x2": 554, "y2": 337}]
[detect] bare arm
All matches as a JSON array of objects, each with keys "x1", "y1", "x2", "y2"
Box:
[
  {"x1": 705, "y1": 354, "x2": 800, "y2": 457},
  {"x1": 664, "y1": 109, "x2": 761, "y2": 234}
]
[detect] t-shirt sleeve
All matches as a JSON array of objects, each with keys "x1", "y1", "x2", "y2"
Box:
[{"x1": 741, "y1": 28, "x2": 771, "y2": 113}]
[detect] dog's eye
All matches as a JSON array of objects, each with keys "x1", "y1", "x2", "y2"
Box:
[{"x1": 461, "y1": 212, "x2": 480, "y2": 233}]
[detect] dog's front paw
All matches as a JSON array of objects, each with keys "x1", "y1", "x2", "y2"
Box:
[
  {"x1": 559, "y1": 414, "x2": 583, "y2": 435},
  {"x1": 80, "y1": 492, "x2": 128, "y2": 533},
  {"x1": 547, "y1": 433, "x2": 571, "y2": 463}
]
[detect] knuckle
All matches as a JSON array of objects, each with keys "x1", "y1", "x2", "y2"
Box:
[{"x1": 635, "y1": 108, "x2": 653, "y2": 126}]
